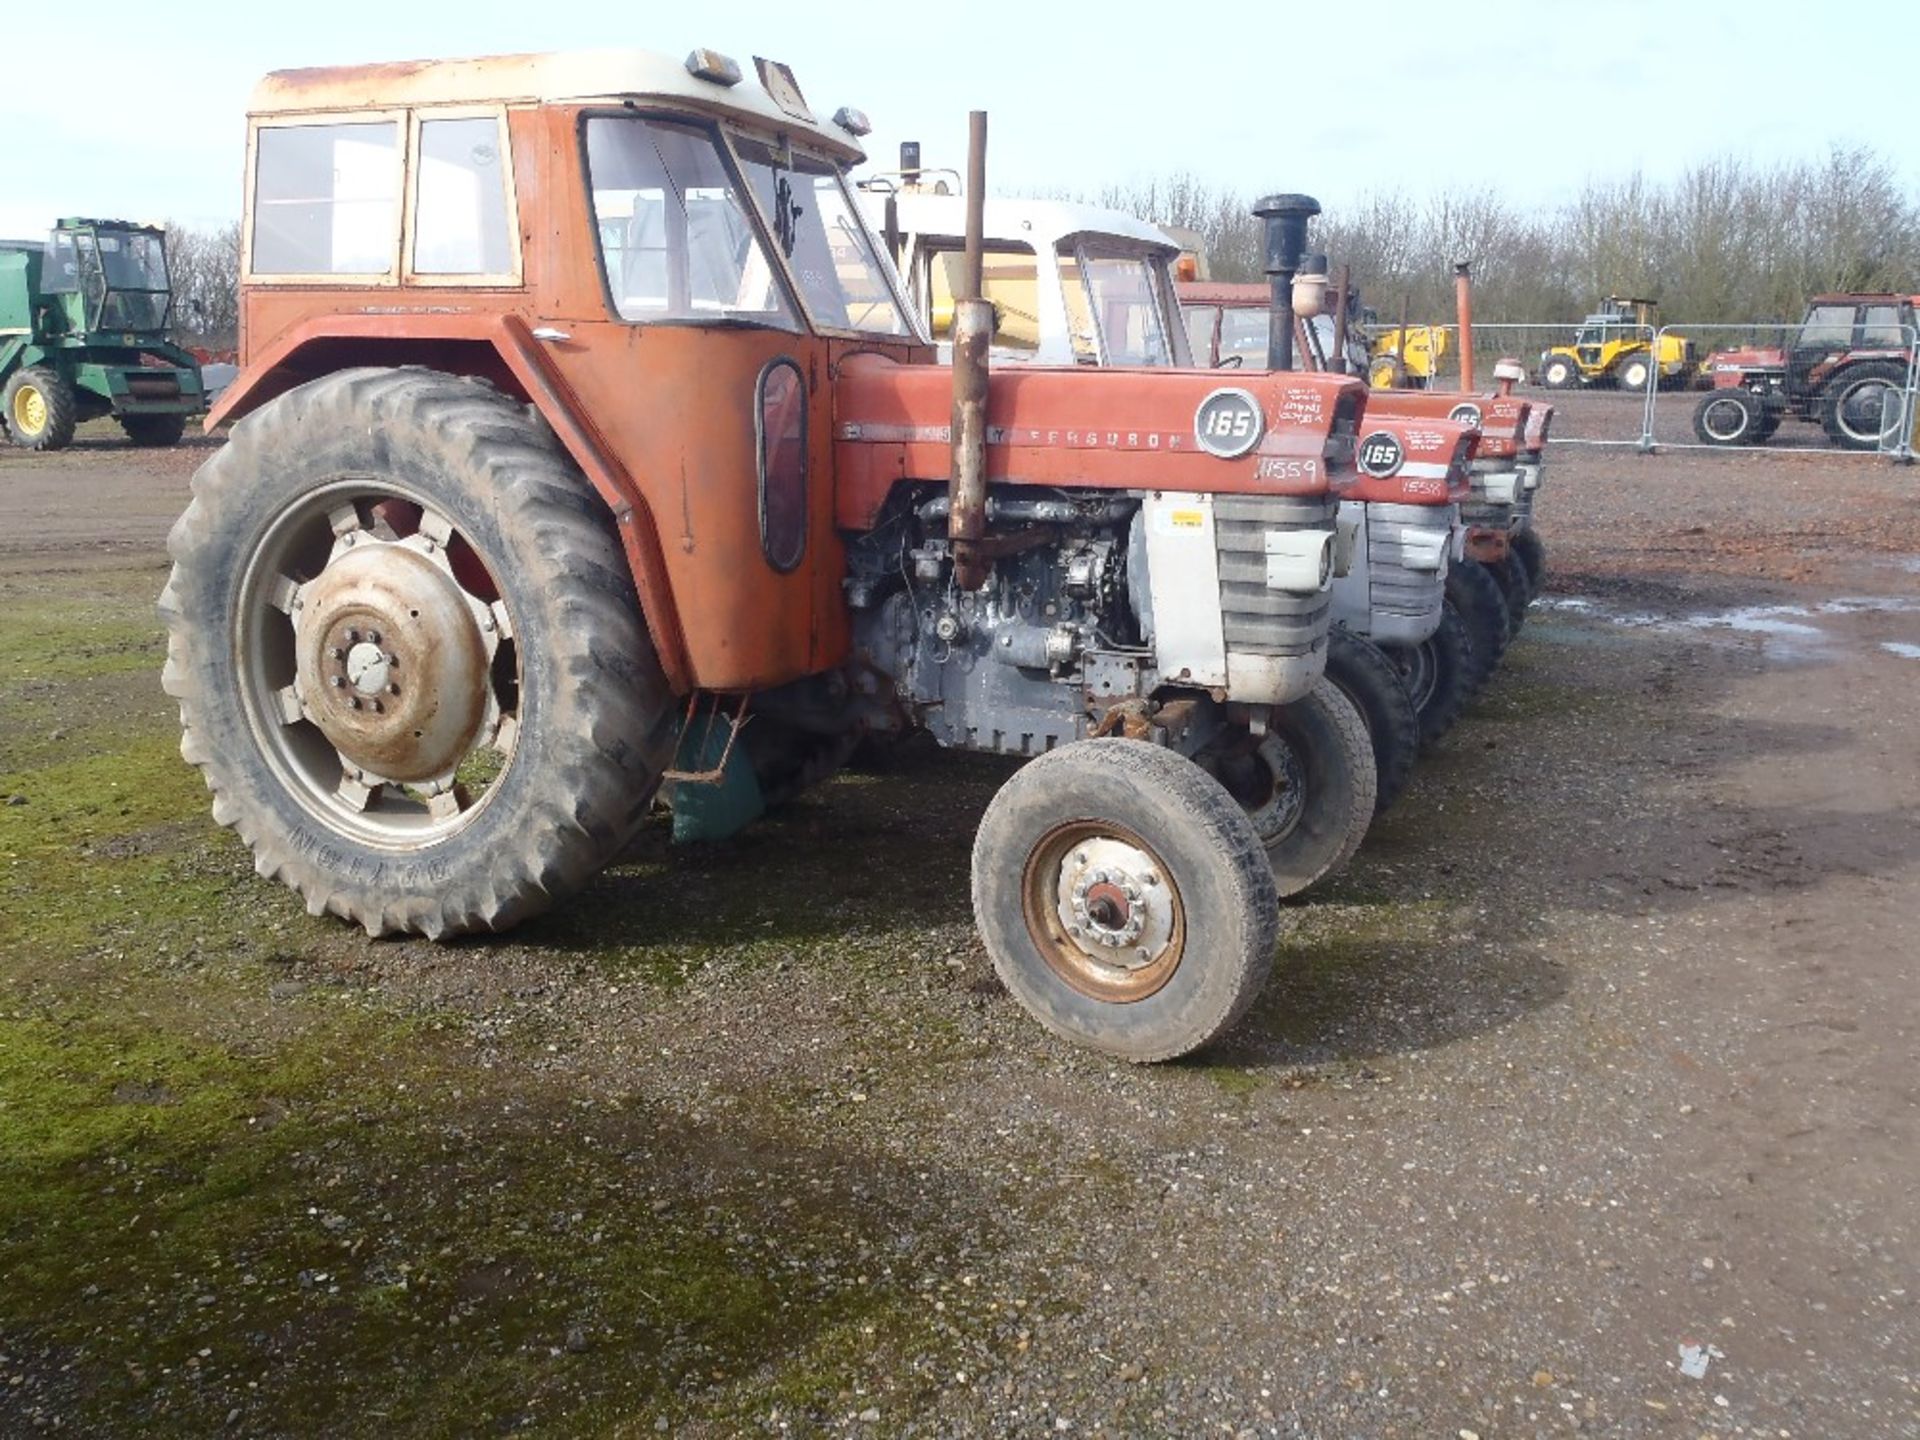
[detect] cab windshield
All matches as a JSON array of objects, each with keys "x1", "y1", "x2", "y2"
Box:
[
  {"x1": 585, "y1": 115, "x2": 798, "y2": 329},
  {"x1": 45, "y1": 227, "x2": 172, "y2": 331},
  {"x1": 730, "y1": 135, "x2": 912, "y2": 337},
  {"x1": 1069, "y1": 248, "x2": 1176, "y2": 366}
]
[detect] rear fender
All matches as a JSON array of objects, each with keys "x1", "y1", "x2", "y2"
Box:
[{"x1": 208, "y1": 313, "x2": 692, "y2": 693}]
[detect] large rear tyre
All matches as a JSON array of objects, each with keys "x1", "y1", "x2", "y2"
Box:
[
  {"x1": 3, "y1": 366, "x2": 78, "y2": 451},
  {"x1": 1325, "y1": 629, "x2": 1419, "y2": 815},
  {"x1": 1447, "y1": 558, "x2": 1509, "y2": 693},
  {"x1": 1820, "y1": 362, "x2": 1907, "y2": 451},
  {"x1": 1510, "y1": 528, "x2": 1547, "y2": 596},
  {"x1": 121, "y1": 412, "x2": 188, "y2": 447},
  {"x1": 1383, "y1": 600, "x2": 1471, "y2": 747},
  {"x1": 160, "y1": 366, "x2": 679, "y2": 938},
  {"x1": 972, "y1": 740, "x2": 1279, "y2": 1063},
  {"x1": 1613, "y1": 354, "x2": 1652, "y2": 394},
  {"x1": 1196, "y1": 678, "x2": 1377, "y2": 898}
]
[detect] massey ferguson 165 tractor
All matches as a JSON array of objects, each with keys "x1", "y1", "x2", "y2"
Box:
[
  {"x1": 1692, "y1": 294, "x2": 1916, "y2": 450},
  {"x1": 872, "y1": 187, "x2": 1477, "y2": 830},
  {"x1": 161, "y1": 48, "x2": 1383, "y2": 1063}
]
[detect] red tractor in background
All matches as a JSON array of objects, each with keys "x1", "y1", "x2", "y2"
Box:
[{"x1": 1693, "y1": 293, "x2": 1916, "y2": 450}]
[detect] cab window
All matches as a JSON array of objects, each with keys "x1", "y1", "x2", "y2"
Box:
[
  {"x1": 1798, "y1": 304, "x2": 1857, "y2": 348},
  {"x1": 584, "y1": 115, "x2": 798, "y2": 329},
  {"x1": 252, "y1": 120, "x2": 402, "y2": 276},
  {"x1": 925, "y1": 245, "x2": 1042, "y2": 352},
  {"x1": 412, "y1": 116, "x2": 514, "y2": 278},
  {"x1": 1861, "y1": 305, "x2": 1907, "y2": 347},
  {"x1": 1071, "y1": 249, "x2": 1174, "y2": 367}
]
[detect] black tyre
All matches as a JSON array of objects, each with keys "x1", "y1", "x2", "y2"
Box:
[
  {"x1": 121, "y1": 412, "x2": 188, "y2": 447},
  {"x1": 1446, "y1": 558, "x2": 1509, "y2": 693},
  {"x1": 1325, "y1": 629, "x2": 1419, "y2": 815},
  {"x1": 1383, "y1": 600, "x2": 1471, "y2": 747},
  {"x1": 1485, "y1": 554, "x2": 1530, "y2": 634},
  {"x1": 1693, "y1": 388, "x2": 1764, "y2": 446},
  {"x1": 1195, "y1": 677, "x2": 1377, "y2": 898},
  {"x1": 3, "y1": 366, "x2": 78, "y2": 451},
  {"x1": 1511, "y1": 528, "x2": 1547, "y2": 596},
  {"x1": 1614, "y1": 354, "x2": 1652, "y2": 394},
  {"x1": 1820, "y1": 362, "x2": 1908, "y2": 451},
  {"x1": 1539, "y1": 353, "x2": 1582, "y2": 389},
  {"x1": 160, "y1": 366, "x2": 679, "y2": 937},
  {"x1": 972, "y1": 739, "x2": 1279, "y2": 1063}
]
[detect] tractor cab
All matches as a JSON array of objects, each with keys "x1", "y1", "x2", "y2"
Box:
[
  {"x1": 39, "y1": 219, "x2": 175, "y2": 336},
  {"x1": 861, "y1": 188, "x2": 1190, "y2": 367}
]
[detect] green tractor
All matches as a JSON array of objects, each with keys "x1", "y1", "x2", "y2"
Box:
[{"x1": 0, "y1": 218, "x2": 205, "y2": 450}]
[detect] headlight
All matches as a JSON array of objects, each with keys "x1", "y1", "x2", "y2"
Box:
[{"x1": 1479, "y1": 471, "x2": 1521, "y2": 505}]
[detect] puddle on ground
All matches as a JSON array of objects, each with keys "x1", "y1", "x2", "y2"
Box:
[{"x1": 1537, "y1": 594, "x2": 1920, "y2": 664}]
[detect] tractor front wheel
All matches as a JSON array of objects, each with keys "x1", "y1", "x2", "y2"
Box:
[
  {"x1": 3, "y1": 366, "x2": 78, "y2": 451},
  {"x1": 1692, "y1": 389, "x2": 1765, "y2": 446},
  {"x1": 1325, "y1": 629, "x2": 1420, "y2": 815},
  {"x1": 1485, "y1": 554, "x2": 1531, "y2": 634},
  {"x1": 1614, "y1": 355, "x2": 1652, "y2": 394},
  {"x1": 121, "y1": 412, "x2": 188, "y2": 447},
  {"x1": 160, "y1": 366, "x2": 679, "y2": 937},
  {"x1": 1383, "y1": 600, "x2": 1471, "y2": 747},
  {"x1": 1539, "y1": 354, "x2": 1581, "y2": 389},
  {"x1": 1511, "y1": 528, "x2": 1547, "y2": 595},
  {"x1": 1194, "y1": 678, "x2": 1377, "y2": 898},
  {"x1": 972, "y1": 739, "x2": 1279, "y2": 1062},
  {"x1": 1446, "y1": 559, "x2": 1510, "y2": 694}
]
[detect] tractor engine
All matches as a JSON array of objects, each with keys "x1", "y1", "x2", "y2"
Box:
[{"x1": 845, "y1": 484, "x2": 1336, "y2": 756}]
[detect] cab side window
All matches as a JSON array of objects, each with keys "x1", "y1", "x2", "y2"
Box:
[
  {"x1": 253, "y1": 121, "x2": 402, "y2": 276},
  {"x1": 413, "y1": 116, "x2": 514, "y2": 277}
]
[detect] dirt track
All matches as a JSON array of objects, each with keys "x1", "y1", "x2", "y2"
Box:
[{"x1": 1, "y1": 428, "x2": 1917, "y2": 1438}]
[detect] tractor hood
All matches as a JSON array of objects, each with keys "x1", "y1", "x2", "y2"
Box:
[
  {"x1": 1704, "y1": 345, "x2": 1784, "y2": 374},
  {"x1": 831, "y1": 353, "x2": 1364, "y2": 529},
  {"x1": 1365, "y1": 389, "x2": 1529, "y2": 460}
]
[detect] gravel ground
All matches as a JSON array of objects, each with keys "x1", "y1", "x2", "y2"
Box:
[{"x1": 1, "y1": 428, "x2": 1916, "y2": 1438}]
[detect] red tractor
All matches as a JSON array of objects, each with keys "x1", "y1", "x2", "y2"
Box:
[
  {"x1": 161, "y1": 48, "x2": 1389, "y2": 1062},
  {"x1": 1694, "y1": 294, "x2": 1916, "y2": 450}
]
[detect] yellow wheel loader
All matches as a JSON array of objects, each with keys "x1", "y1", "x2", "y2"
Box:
[{"x1": 1538, "y1": 297, "x2": 1695, "y2": 391}]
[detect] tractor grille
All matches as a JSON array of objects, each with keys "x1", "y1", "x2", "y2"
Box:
[
  {"x1": 1213, "y1": 494, "x2": 1336, "y2": 657},
  {"x1": 1367, "y1": 502, "x2": 1453, "y2": 622}
]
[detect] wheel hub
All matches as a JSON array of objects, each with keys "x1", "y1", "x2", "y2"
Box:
[
  {"x1": 14, "y1": 386, "x2": 45, "y2": 435},
  {"x1": 1054, "y1": 838, "x2": 1175, "y2": 970},
  {"x1": 294, "y1": 540, "x2": 491, "y2": 784}
]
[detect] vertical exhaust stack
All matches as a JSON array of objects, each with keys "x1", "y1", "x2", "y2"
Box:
[
  {"x1": 1328, "y1": 263, "x2": 1352, "y2": 376},
  {"x1": 1253, "y1": 194, "x2": 1320, "y2": 374},
  {"x1": 950, "y1": 111, "x2": 991, "y2": 591},
  {"x1": 1454, "y1": 261, "x2": 1476, "y2": 392}
]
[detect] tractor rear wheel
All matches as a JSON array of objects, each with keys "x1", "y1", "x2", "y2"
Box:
[
  {"x1": 3, "y1": 366, "x2": 78, "y2": 451},
  {"x1": 972, "y1": 739, "x2": 1278, "y2": 1062},
  {"x1": 1511, "y1": 528, "x2": 1547, "y2": 596},
  {"x1": 1446, "y1": 558, "x2": 1509, "y2": 693},
  {"x1": 1821, "y1": 362, "x2": 1908, "y2": 451},
  {"x1": 1693, "y1": 389, "x2": 1765, "y2": 446},
  {"x1": 1383, "y1": 600, "x2": 1471, "y2": 747},
  {"x1": 121, "y1": 412, "x2": 188, "y2": 447},
  {"x1": 1325, "y1": 629, "x2": 1419, "y2": 815},
  {"x1": 1194, "y1": 678, "x2": 1378, "y2": 898},
  {"x1": 160, "y1": 366, "x2": 678, "y2": 937},
  {"x1": 1539, "y1": 354, "x2": 1581, "y2": 389}
]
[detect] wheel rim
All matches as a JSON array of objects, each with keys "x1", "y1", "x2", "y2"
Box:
[
  {"x1": 1020, "y1": 821, "x2": 1186, "y2": 1004},
  {"x1": 1701, "y1": 397, "x2": 1748, "y2": 441},
  {"x1": 235, "y1": 481, "x2": 521, "y2": 848},
  {"x1": 1837, "y1": 380, "x2": 1900, "y2": 443},
  {"x1": 1394, "y1": 640, "x2": 1439, "y2": 710},
  {"x1": 12, "y1": 384, "x2": 46, "y2": 436},
  {"x1": 1200, "y1": 732, "x2": 1307, "y2": 847}
]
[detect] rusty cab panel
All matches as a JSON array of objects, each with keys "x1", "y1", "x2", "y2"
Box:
[{"x1": 217, "y1": 80, "x2": 926, "y2": 697}]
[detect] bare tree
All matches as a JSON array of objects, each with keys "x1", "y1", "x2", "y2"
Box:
[{"x1": 164, "y1": 221, "x2": 241, "y2": 351}]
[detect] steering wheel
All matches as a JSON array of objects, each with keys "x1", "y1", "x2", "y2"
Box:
[{"x1": 1216, "y1": 354, "x2": 1244, "y2": 369}]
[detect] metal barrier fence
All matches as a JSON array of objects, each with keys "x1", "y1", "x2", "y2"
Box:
[{"x1": 1381, "y1": 318, "x2": 1919, "y2": 461}]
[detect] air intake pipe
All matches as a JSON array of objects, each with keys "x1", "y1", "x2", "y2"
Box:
[{"x1": 1253, "y1": 193, "x2": 1320, "y2": 374}]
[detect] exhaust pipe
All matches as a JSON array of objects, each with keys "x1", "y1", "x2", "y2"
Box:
[
  {"x1": 1253, "y1": 193, "x2": 1319, "y2": 374},
  {"x1": 1454, "y1": 260, "x2": 1475, "y2": 392},
  {"x1": 949, "y1": 110, "x2": 991, "y2": 591},
  {"x1": 1328, "y1": 263, "x2": 1352, "y2": 376}
]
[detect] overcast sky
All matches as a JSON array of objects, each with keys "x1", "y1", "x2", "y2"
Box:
[{"x1": 6, "y1": 0, "x2": 1917, "y2": 240}]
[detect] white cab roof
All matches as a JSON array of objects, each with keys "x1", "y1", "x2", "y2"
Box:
[
  {"x1": 881, "y1": 193, "x2": 1180, "y2": 256},
  {"x1": 249, "y1": 48, "x2": 867, "y2": 163}
]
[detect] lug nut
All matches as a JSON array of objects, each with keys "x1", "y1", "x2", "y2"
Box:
[
  {"x1": 385, "y1": 654, "x2": 399, "y2": 669},
  {"x1": 329, "y1": 676, "x2": 345, "y2": 689},
  {"x1": 346, "y1": 628, "x2": 360, "y2": 643},
  {"x1": 348, "y1": 697, "x2": 361, "y2": 710},
  {"x1": 371, "y1": 700, "x2": 383, "y2": 714},
  {"x1": 387, "y1": 683, "x2": 401, "y2": 696},
  {"x1": 367, "y1": 630, "x2": 381, "y2": 645}
]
